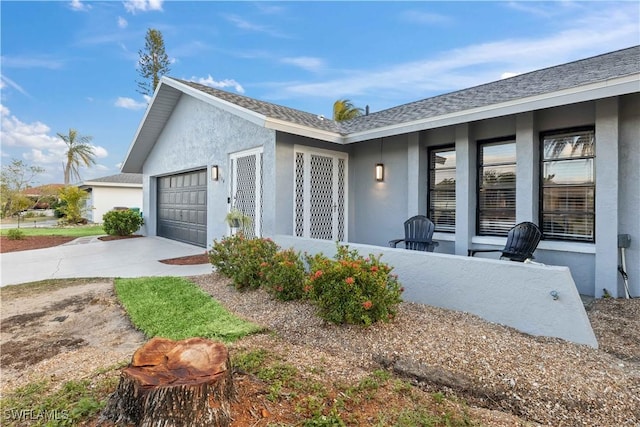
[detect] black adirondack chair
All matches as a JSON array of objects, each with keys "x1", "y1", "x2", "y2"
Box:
[
  {"x1": 468, "y1": 221, "x2": 543, "y2": 262},
  {"x1": 389, "y1": 215, "x2": 439, "y2": 252}
]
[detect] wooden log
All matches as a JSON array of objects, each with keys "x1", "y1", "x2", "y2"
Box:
[{"x1": 100, "y1": 337, "x2": 234, "y2": 426}]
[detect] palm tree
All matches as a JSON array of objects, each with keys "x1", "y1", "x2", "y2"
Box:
[
  {"x1": 332, "y1": 99, "x2": 363, "y2": 121},
  {"x1": 57, "y1": 129, "x2": 96, "y2": 184}
]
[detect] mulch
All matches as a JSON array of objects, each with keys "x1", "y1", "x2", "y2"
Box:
[
  {"x1": 0, "y1": 236, "x2": 76, "y2": 253},
  {"x1": 98, "y1": 235, "x2": 144, "y2": 242},
  {"x1": 159, "y1": 253, "x2": 210, "y2": 265}
]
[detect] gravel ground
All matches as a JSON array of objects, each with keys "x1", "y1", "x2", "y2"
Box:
[{"x1": 192, "y1": 273, "x2": 640, "y2": 427}]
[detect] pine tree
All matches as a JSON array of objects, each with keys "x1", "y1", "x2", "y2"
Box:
[{"x1": 137, "y1": 28, "x2": 171, "y2": 97}]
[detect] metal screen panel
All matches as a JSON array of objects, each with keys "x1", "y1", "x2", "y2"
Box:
[
  {"x1": 337, "y1": 158, "x2": 345, "y2": 241},
  {"x1": 309, "y1": 154, "x2": 334, "y2": 240},
  {"x1": 295, "y1": 152, "x2": 305, "y2": 237},
  {"x1": 234, "y1": 154, "x2": 257, "y2": 238}
]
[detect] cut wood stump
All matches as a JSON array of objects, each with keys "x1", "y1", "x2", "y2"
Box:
[{"x1": 101, "y1": 337, "x2": 234, "y2": 426}]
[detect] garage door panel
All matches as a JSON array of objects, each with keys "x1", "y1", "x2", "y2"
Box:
[{"x1": 157, "y1": 170, "x2": 207, "y2": 247}]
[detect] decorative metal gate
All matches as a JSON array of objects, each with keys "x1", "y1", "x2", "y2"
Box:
[
  {"x1": 229, "y1": 148, "x2": 263, "y2": 238},
  {"x1": 294, "y1": 146, "x2": 347, "y2": 241}
]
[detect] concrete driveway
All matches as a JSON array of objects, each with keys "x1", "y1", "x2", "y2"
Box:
[{"x1": 1, "y1": 236, "x2": 212, "y2": 287}]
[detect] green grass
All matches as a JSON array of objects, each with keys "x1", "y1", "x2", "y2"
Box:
[
  {"x1": 0, "y1": 375, "x2": 119, "y2": 427},
  {"x1": 114, "y1": 276, "x2": 263, "y2": 342},
  {"x1": 0, "y1": 225, "x2": 104, "y2": 237}
]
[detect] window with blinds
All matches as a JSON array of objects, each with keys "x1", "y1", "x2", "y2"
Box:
[
  {"x1": 428, "y1": 146, "x2": 456, "y2": 232},
  {"x1": 541, "y1": 128, "x2": 595, "y2": 242},
  {"x1": 478, "y1": 138, "x2": 516, "y2": 236}
]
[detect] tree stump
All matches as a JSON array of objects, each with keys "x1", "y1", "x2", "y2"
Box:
[{"x1": 101, "y1": 337, "x2": 234, "y2": 426}]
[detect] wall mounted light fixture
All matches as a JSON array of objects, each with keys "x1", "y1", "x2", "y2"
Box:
[
  {"x1": 375, "y1": 163, "x2": 384, "y2": 181},
  {"x1": 211, "y1": 165, "x2": 219, "y2": 181},
  {"x1": 376, "y1": 137, "x2": 385, "y2": 181}
]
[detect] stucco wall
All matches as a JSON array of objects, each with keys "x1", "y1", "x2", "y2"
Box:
[
  {"x1": 274, "y1": 235, "x2": 598, "y2": 348},
  {"x1": 274, "y1": 133, "x2": 351, "y2": 237},
  {"x1": 87, "y1": 186, "x2": 142, "y2": 223},
  {"x1": 618, "y1": 93, "x2": 640, "y2": 298},
  {"x1": 339, "y1": 98, "x2": 636, "y2": 297},
  {"x1": 141, "y1": 95, "x2": 276, "y2": 246},
  {"x1": 137, "y1": 89, "x2": 637, "y2": 298},
  {"x1": 350, "y1": 135, "x2": 409, "y2": 246}
]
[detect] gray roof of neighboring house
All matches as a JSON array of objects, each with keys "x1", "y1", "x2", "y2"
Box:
[
  {"x1": 175, "y1": 45, "x2": 640, "y2": 135},
  {"x1": 82, "y1": 173, "x2": 142, "y2": 186}
]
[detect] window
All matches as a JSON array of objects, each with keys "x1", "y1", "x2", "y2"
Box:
[
  {"x1": 428, "y1": 146, "x2": 455, "y2": 232},
  {"x1": 540, "y1": 128, "x2": 595, "y2": 242},
  {"x1": 478, "y1": 138, "x2": 516, "y2": 236}
]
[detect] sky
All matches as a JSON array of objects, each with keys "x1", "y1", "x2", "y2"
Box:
[{"x1": 1, "y1": 0, "x2": 638, "y2": 185}]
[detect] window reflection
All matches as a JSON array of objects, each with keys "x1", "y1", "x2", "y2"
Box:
[{"x1": 541, "y1": 129, "x2": 595, "y2": 241}]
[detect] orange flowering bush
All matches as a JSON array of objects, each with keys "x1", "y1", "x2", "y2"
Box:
[
  {"x1": 208, "y1": 233, "x2": 278, "y2": 290},
  {"x1": 305, "y1": 244, "x2": 403, "y2": 326},
  {"x1": 260, "y1": 248, "x2": 307, "y2": 301}
]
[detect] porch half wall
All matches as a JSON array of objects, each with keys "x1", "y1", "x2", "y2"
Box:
[{"x1": 274, "y1": 235, "x2": 598, "y2": 348}]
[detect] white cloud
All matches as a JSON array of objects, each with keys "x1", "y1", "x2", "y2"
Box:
[
  {"x1": 191, "y1": 75, "x2": 245, "y2": 94},
  {"x1": 505, "y1": 1, "x2": 576, "y2": 18},
  {"x1": 501, "y1": 72, "x2": 521, "y2": 79},
  {"x1": 123, "y1": 0, "x2": 163, "y2": 14},
  {"x1": 400, "y1": 10, "x2": 451, "y2": 25},
  {"x1": 69, "y1": 0, "x2": 91, "y2": 12},
  {"x1": 0, "y1": 75, "x2": 30, "y2": 97},
  {"x1": 281, "y1": 57, "x2": 326, "y2": 73},
  {"x1": 270, "y1": 3, "x2": 639, "y2": 104},
  {"x1": 92, "y1": 146, "x2": 109, "y2": 159},
  {"x1": 1, "y1": 55, "x2": 64, "y2": 69},
  {"x1": 0, "y1": 106, "x2": 108, "y2": 177},
  {"x1": 118, "y1": 16, "x2": 128, "y2": 28},
  {"x1": 0, "y1": 105, "x2": 61, "y2": 151},
  {"x1": 223, "y1": 14, "x2": 288, "y2": 38},
  {"x1": 115, "y1": 97, "x2": 147, "y2": 110}
]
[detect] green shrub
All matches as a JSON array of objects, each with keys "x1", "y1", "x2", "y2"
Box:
[
  {"x1": 260, "y1": 248, "x2": 307, "y2": 301},
  {"x1": 305, "y1": 244, "x2": 403, "y2": 326},
  {"x1": 208, "y1": 233, "x2": 278, "y2": 290},
  {"x1": 7, "y1": 228, "x2": 25, "y2": 240},
  {"x1": 102, "y1": 209, "x2": 144, "y2": 236}
]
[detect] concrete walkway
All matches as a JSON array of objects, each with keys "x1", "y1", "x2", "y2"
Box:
[{"x1": 1, "y1": 236, "x2": 212, "y2": 287}]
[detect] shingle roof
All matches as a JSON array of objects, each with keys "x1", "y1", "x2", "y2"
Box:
[
  {"x1": 175, "y1": 79, "x2": 343, "y2": 134},
  {"x1": 341, "y1": 45, "x2": 640, "y2": 134},
  {"x1": 83, "y1": 173, "x2": 142, "y2": 185},
  {"x1": 174, "y1": 45, "x2": 639, "y2": 135},
  {"x1": 122, "y1": 46, "x2": 639, "y2": 173}
]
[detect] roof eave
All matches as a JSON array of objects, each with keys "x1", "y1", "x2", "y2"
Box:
[
  {"x1": 121, "y1": 79, "x2": 174, "y2": 173},
  {"x1": 343, "y1": 74, "x2": 640, "y2": 143},
  {"x1": 121, "y1": 77, "x2": 269, "y2": 173},
  {"x1": 265, "y1": 118, "x2": 344, "y2": 143},
  {"x1": 79, "y1": 182, "x2": 143, "y2": 189}
]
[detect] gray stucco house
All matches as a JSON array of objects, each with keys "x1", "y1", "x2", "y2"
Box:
[{"x1": 122, "y1": 45, "x2": 639, "y2": 301}]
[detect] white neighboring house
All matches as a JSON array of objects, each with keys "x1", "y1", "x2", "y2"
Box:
[{"x1": 78, "y1": 173, "x2": 143, "y2": 223}]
